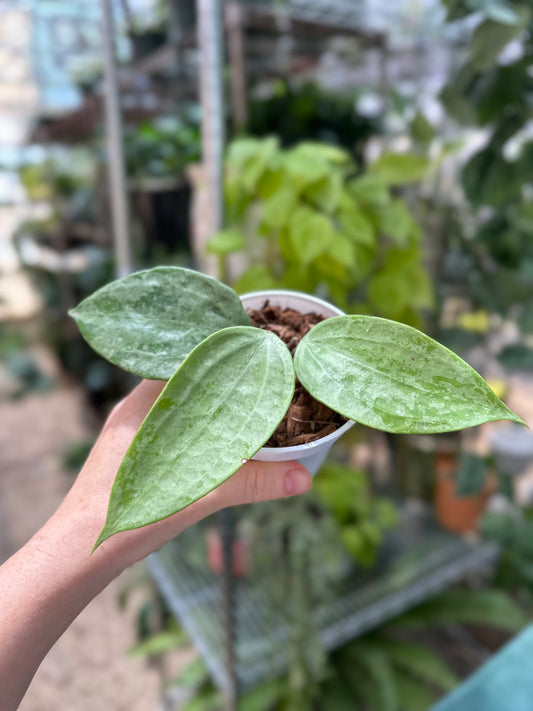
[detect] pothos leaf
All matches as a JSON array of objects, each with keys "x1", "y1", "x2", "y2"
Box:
[
  {"x1": 294, "y1": 315, "x2": 524, "y2": 434},
  {"x1": 70, "y1": 267, "x2": 251, "y2": 380},
  {"x1": 94, "y1": 326, "x2": 295, "y2": 548}
]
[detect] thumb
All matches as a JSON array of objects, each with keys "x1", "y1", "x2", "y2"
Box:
[{"x1": 213, "y1": 459, "x2": 312, "y2": 509}]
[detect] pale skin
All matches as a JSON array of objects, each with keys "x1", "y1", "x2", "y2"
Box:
[{"x1": 0, "y1": 380, "x2": 312, "y2": 710}]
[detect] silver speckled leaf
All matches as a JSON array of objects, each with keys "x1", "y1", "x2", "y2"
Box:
[
  {"x1": 70, "y1": 267, "x2": 251, "y2": 380},
  {"x1": 294, "y1": 315, "x2": 525, "y2": 434},
  {"x1": 94, "y1": 326, "x2": 294, "y2": 547}
]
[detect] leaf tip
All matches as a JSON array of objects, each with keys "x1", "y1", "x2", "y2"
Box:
[{"x1": 91, "y1": 526, "x2": 113, "y2": 554}]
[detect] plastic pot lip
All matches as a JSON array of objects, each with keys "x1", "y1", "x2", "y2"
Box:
[
  {"x1": 241, "y1": 289, "x2": 355, "y2": 457},
  {"x1": 253, "y1": 418, "x2": 355, "y2": 459},
  {"x1": 241, "y1": 289, "x2": 345, "y2": 318}
]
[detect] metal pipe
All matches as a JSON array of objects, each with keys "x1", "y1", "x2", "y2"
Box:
[
  {"x1": 101, "y1": 0, "x2": 133, "y2": 277},
  {"x1": 197, "y1": 4, "x2": 234, "y2": 703},
  {"x1": 198, "y1": 0, "x2": 225, "y2": 233}
]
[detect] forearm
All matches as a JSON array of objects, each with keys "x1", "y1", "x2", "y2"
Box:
[{"x1": 0, "y1": 512, "x2": 117, "y2": 710}]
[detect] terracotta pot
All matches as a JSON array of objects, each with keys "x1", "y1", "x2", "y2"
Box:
[
  {"x1": 240, "y1": 290, "x2": 355, "y2": 476},
  {"x1": 434, "y1": 452, "x2": 494, "y2": 534}
]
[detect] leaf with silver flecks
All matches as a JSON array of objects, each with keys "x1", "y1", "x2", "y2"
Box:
[
  {"x1": 94, "y1": 326, "x2": 294, "y2": 548},
  {"x1": 70, "y1": 266, "x2": 251, "y2": 380},
  {"x1": 294, "y1": 315, "x2": 525, "y2": 434}
]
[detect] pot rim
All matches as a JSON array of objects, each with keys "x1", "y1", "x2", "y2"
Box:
[{"x1": 241, "y1": 289, "x2": 355, "y2": 456}]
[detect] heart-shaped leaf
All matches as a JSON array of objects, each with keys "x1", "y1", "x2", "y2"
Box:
[
  {"x1": 94, "y1": 326, "x2": 294, "y2": 547},
  {"x1": 294, "y1": 315, "x2": 524, "y2": 434},
  {"x1": 69, "y1": 266, "x2": 251, "y2": 380}
]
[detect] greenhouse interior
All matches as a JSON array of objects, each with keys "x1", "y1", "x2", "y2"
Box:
[{"x1": 1, "y1": 0, "x2": 533, "y2": 710}]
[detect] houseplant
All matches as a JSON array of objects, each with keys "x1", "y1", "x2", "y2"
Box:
[
  {"x1": 69, "y1": 266, "x2": 524, "y2": 548},
  {"x1": 124, "y1": 110, "x2": 201, "y2": 261},
  {"x1": 208, "y1": 137, "x2": 433, "y2": 328},
  {"x1": 438, "y1": 0, "x2": 533, "y2": 363}
]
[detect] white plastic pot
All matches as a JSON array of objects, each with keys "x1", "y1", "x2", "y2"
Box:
[{"x1": 241, "y1": 290, "x2": 355, "y2": 475}]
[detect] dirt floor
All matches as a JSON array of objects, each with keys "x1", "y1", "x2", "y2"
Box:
[{"x1": 0, "y1": 378, "x2": 166, "y2": 711}]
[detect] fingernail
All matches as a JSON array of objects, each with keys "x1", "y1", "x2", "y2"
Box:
[{"x1": 284, "y1": 467, "x2": 312, "y2": 496}]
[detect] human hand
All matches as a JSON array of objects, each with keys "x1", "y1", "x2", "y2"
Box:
[{"x1": 55, "y1": 378, "x2": 313, "y2": 575}]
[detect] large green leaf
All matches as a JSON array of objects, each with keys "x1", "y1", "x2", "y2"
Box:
[
  {"x1": 288, "y1": 206, "x2": 335, "y2": 264},
  {"x1": 206, "y1": 229, "x2": 246, "y2": 255},
  {"x1": 232, "y1": 264, "x2": 281, "y2": 293},
  {"x1": 261, "y1": 183, "x2": 297, "y2": 229},
  {"x1": 378, "y1": 638, "x2": 458, "y2": 692},
  {"x1": 94, "y1": 326, "x2": 295, "y2": 547},
  {"x1": 304, "y1": 172, "x2": 343, "y2": 214},
  {"x1": 227, "y1": 137, "x2": 278, "y2": 192},
  {"x1": 369, "y1": 152, "x2": 430, "y2": 185},
  {"x1": 338, "y1": 195, "x2": 376, "y2": 247},
  {"x1": 283, "y1": 145, "x2": 330, "y2": 189},
  {"x1": 367, "y1": 247, "x2": 434, "y2": 319},
  {"x1": 470, "y1": 12, "x2": 530, "y2": 71},
  {"x1": 70, "y1": 267, "x2": 251, "y2": 380},
  {"x1": 391, "y1": 588, "x2": 529, "y2": 632},
  {"x1": 372, "y1": 199, "x2": 416, "y2": 245},
  {"x1": 347, "y1": 175, "x2": 390, "y2": 206},
  {"x1": 294, "y1": 315, "x2": 524, "y2": 433}
]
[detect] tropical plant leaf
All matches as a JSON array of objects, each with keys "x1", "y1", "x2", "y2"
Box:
[
  {"x1": 338, "y1": 196, "x2": 376, "y2": 247},
  {"x1": 288, "y1": 206, "x2": 335, "y2": 264},
  {"x1": 238, "y1": 679, "x2": 285, "y2": 711},
  {"x1": 284, "y1": 144, "x2": 330, "y2": 189},
  {"x1": 367, "y1": 247, "x2": 434, "y2": 319},
  {"x1": 207, "y1": 229, "x2": 246, "y2": 255},
  {"x1": 392, "y1": 669, "x2": 438, "y2": 711},
  {"x1": 262, "y1": 183, "x2": 298, "y2": 229},
  {"x1": 232, "y1": 264, "x2": 281, "y2": 294},
  {"x1": 470, "y1": 14, "x2": 530, "y2": 71},
  {"x1": 173, "y1": 657, "x2": 208, "y2": 688},
  {"x1": 373, "y1": 199, "x2": 416, "y2": 245},
  {"x1": 127, "y1": 627, "x2": 189, "y2": 658},
  {"x1": 318, "y1": 676, "x2": 356, "y2": 711},
  {"x1": 181, "y1": 686, "x2": 222, "y2": 711},
  {"x1": 377, "y1": 638, "x2": 458, "y2": 692},
  {"x1": 94, "y1": 326, "x2": 295, "y2": 547},
  {"x1": 233, "y1": 137, "x2": 279, "y2": 192},
  {"x1": 323, "y1": 232, "x2": 357, "y2": 269},
  {"x1": 294, "y1": 315, "x2": 524, "y2": 433},
  {"x1": 455, "y1": 453, "x2": 488, "y2": 495},
  {"x1": 390, "y1": 588, "x2": 529, "y2": 632},
  {"x1": 347, "y1": 644, "x2": 398, "y2": 711},
  {"x1": 410, "y1": 111, "x2": 436, "y2": 147},
  {"x1": 70, "y1": 267, "x2": 251, "y2": 380},
  {"x1": 369, "y1": 153, "x2": 430, "y2": 185},
  {"x1": 304, "y1": 172, "x2": 343, "y2": 214},
  {"x1": 347, "y1": 174, "x2": 390, "y2": 206}
]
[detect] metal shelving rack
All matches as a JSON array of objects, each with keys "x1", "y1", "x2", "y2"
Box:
[{"x1": 148, "y1": 509, "x2": 499, "y2": 694}]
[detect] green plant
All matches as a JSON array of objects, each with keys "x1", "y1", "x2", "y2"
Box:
[
  {"x1": 208, "y1": 137, "x2": 433, "y2": 326},
  {"x1": 124, "y1": 109, "x2": 201, "y2": 181},
  {"x1": 481, "y1": 506, "x2": 533, "y2": 603},
  {"x1": 134, "y1": 584, "x2": 527, "y2": 710},
  {"x1": 69, "y1": 266, "x2": 523, "y2": 547},
  {"x1": 313, "y1": 462, "x2": 398, "y2": 566},
  {"x1": 439, "y1": 0, "x2": 533, "y2": 358},
  {"x1": 247, "y1": 80, "x2": 382, "y2": 161}
]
